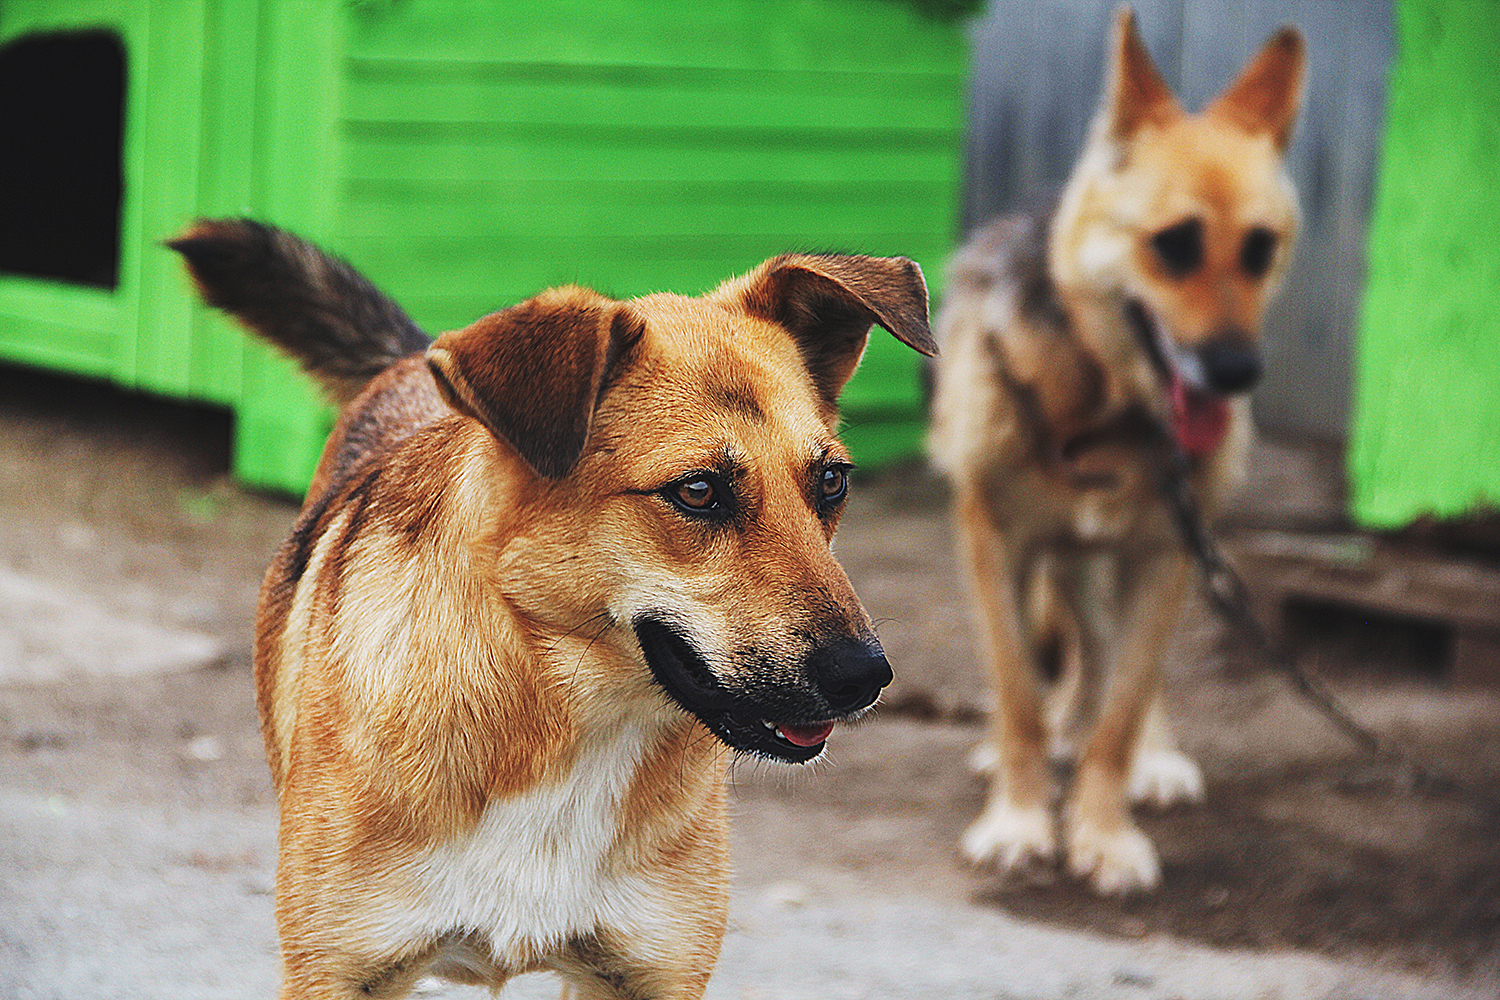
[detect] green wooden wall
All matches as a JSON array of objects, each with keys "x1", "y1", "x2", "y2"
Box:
[
  {"x1": 331, "y1": 0, "x2": 965, "y2": 477},
  {"x1": 0, "y1": 0, "x2": 965, "y2": 496},
  {"x1": 1350, "y1": 0, "x2": 1500, "y2": 528}
]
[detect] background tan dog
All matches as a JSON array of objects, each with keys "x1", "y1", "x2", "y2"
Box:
[
  {"x1": 172, "y1": 219, "x2": 934, "y2": 998},
  {"x1": 927, "y1": 6, "x2": 1304, "y2": 895}
]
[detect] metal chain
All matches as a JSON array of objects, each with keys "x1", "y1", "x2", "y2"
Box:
[{"x1": 1148, "y1": 424, "x2": 1462, "y2": 795}]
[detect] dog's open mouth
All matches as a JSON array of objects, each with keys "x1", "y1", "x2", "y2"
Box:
[
  {"x1": 633, "y1": 615, "x2": 837, "y2": 763},
  {"x1": 1125, "y1": 298, "x2": 1231, "y2": 459}
]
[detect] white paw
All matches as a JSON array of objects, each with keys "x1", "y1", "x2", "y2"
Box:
[
  {"x1": 962, "y1": 800, "x2": 1055, "y2": 870},
  {"x1": 1127, "y1": 750, "x2": 1205, "y2": 810},
  {"x1": 967, "y1": 740, "x2": 1000, "y2": 777},
  {"x1": 1066, "y1": 818, "x2": 1161, "y2": 895}
]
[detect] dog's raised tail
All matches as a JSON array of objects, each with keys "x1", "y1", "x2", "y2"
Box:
[{"x1": 168, "y1": 218, "x2": 430, "y2": 405}]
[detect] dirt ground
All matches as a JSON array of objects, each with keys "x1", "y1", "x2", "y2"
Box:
[{"x1": 2, "y1": 362, "x2": 1498, "y2": 998}]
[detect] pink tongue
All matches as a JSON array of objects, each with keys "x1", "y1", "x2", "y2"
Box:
[
  {"x1": 776, "y1": 721, "x2": 835, "y2": 747},
  {"x1": 1170, "y1": 374, "x2": 1231, "y2": 459}
]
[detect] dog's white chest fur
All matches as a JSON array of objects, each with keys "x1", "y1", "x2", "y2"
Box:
[{"x1": 373, "y1": 723, "x2": 656, "y2": 966}]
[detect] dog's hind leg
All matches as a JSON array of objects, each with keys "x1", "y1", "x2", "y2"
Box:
[
  {"x1": 1064, "y1": 548, "x2": 1189, "y2": 894},
  {"x1": 953, "y1": 485, "x2": 1055, "y2": 871}
]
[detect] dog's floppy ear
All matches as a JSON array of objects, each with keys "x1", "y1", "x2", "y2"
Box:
[
  {"x1": 1207, "y1": 26, "x2": 1306, "y2": 151},
  {"x1": 733, "y1": 253, "x2": 935, "y2": 404},
  {"x1": 426, "y1": 286, "x2": 644, "y2": 478},
  {"x1": 1101, "y1": 5, "x2": 1180, "y2": 141}
]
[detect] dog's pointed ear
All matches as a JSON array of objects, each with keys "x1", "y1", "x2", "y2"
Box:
[
  {"x1": 729, "y1": 253, "x2": 935, "y2": 405},
  {"x1": 1101, "y1": 5, "x2": 1180, "y2": 141},
  {"x1": 426, "y1": 287, "x2": 644, "y2": 478},
  {"x1": 1207, "y1": 26, "x2": 1306, "y2": 151}
]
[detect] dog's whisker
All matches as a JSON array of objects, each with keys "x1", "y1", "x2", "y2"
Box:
[{"x1": 541, "y1": 609, "x2": 615, "y2": 657}]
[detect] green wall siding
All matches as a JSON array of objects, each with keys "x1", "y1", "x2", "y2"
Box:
[
  {"x1": 1351, "y1": 0, "x2": 1500, "y2": 527},
  {"x1": 335, "y1": 0, "x2": 965, "y2": 468}
]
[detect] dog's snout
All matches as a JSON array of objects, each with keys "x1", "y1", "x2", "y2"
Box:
[
  {"x1": 1199, "y1": 340, "x2": 1262, "y2": 395},
  {"x1": 810, "y1": 638, "x2": 893, "y2": 716}
]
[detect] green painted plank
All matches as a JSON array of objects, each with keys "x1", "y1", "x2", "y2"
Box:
[
  {"x1": 340, "y1": 200, "x2": 951, "y2": 247},
  {"x1": 344, "y1": 119, "x2": 957, "y2": 151},
  {"x1": 0, "y1": 329, "x2": 116, "y2": 379},
  {"x1": 184, "y1": 0, "x2": 262, "y2": 406},
  {"x1": 1350, "y1": 0, "x2": 1500, "y2": 527},
  {"x1": 839, "y1": 410, "x2": 926, "y2": 469},
  {"x1": 346, "y1": 177, "x2": 956, "y2": 203},
  {"x1": 130, "y1": 0, "x2": 209, "y2": 398},
  {"x1": 342, "y1": 65, "x2": 962, "y2": 132},
  {"x1": 233, "y1": 0, "x2": 345, "y2": 495},
  {"x1": 0, "y1": 277, "x2": 118, "y2": 331},
  {"x1": 252, "y1": 1, "x2": 344, "y2": 239},
  {"x1": 350, "y1": 235, "x2": 950, "y2": 301},
  {"x1": 0, "y1": 278, "x2": 119, "y2": 376},
  {"x1": 346, "y1": 54, "x2": 962, "y2": 89},
  {"x1": 346, "y1": 0, "x2": 965, "y2": 76},
  {"x1": 342, "y1": 133, "x2": 956, "y2": 185}
]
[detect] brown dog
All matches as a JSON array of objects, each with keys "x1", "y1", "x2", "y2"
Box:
[
  {"x1": 171, "y1": 220, "x2": 934, "y2": 998},
  {"x1": 927, "y1": 7, "x2": 1304, "y2": 894}
]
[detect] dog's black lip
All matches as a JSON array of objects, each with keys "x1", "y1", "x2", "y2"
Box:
[
  {"x1": 1126, "y1": 297, "x2": 1172, "y2": 381},
  {"x1": 632, "y1": 615, "x2": 828, "y2": 764}
]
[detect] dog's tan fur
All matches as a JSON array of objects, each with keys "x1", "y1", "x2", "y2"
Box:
[
  {"x1": 174, "y1": 222, "x2": 933, "y2": 997},
  {"x1": 928, "y1": 6, "x2": 1304, "y2": 894}
]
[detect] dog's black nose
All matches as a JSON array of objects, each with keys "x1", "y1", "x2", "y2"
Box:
[
  {"x1": 1199, "y1": 342, "x2": 1262, "y2": 395},
  {"x1": 810, "y1": 638, "x2": 893, "y2": 716}
]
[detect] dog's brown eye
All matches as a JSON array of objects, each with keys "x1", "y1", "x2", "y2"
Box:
[
  {"x1": 675, "y1": 478, "x2": 716, "y2": 509},
  {"x1": 818, "y1": 465, "x2": 850, "y2": 510},
  {"x1": 1151, "y1": 218, "x2": 1204, "y2": 278},
  {"x1": 662, "y1": 472, "x2": 731, "y2": 521},
  {"x1": 1240, "y1": 227, "x2": 1278, "y2": 278}
]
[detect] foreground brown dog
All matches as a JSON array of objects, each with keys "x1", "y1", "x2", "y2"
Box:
[
  {"x1": 172, "y1": 220, "x2": 934, "y2": 997},
  {"x1": 927, "y1": 7, "x2": 1304, "y2": 894}
]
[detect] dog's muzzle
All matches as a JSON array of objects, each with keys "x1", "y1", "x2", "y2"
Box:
[{"x1": 633, "y1": 614, "x2": 890, "y2": 763}]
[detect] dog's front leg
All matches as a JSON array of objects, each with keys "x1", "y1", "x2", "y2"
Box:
[
  {"x1": 552, "y1": 912, "x2": 723, "y2": 1000},
  {"x1": 953, "y1": 485, "x2": 1055, "y2": 871},
  {"x1": 1064, "y1": 546, "x2": 1188, "y2": 894},
  {"x1": 553, "y1": 916, "x2": 723, "y2": 1000},
  {"x1": 1127, "y1": 689, "x2": 1206, "y2": 809},
  {"x1": 551, "y1": 819, "x2": 729, "y2": 1000}
]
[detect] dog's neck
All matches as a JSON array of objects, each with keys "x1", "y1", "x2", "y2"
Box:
[{"x1": 992, "y1": 277, "x2": 1161, "y2": 454}]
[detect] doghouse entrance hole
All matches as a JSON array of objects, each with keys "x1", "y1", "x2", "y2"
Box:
[{"x1": 0, "y1": 29, "x2": 126, "y2": 289}]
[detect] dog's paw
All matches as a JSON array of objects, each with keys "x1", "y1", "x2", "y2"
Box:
[
  {"x1": 967, "y1": 740, "x2": 1000, "y2": 777},
  {"x1": 961, "y1": 800, "x2": 1055, "y2": 871},
  {"x1": 1127, "y1": 749, "x2": 1205, "y2": 809},
  {"x1": 1065, "y1": 816, "x2": 1161, "y2": 895}
]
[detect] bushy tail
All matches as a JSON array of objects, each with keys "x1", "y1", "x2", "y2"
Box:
[{"x1": 168, "y1": 218, "x2": 431, "y2": 405}]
